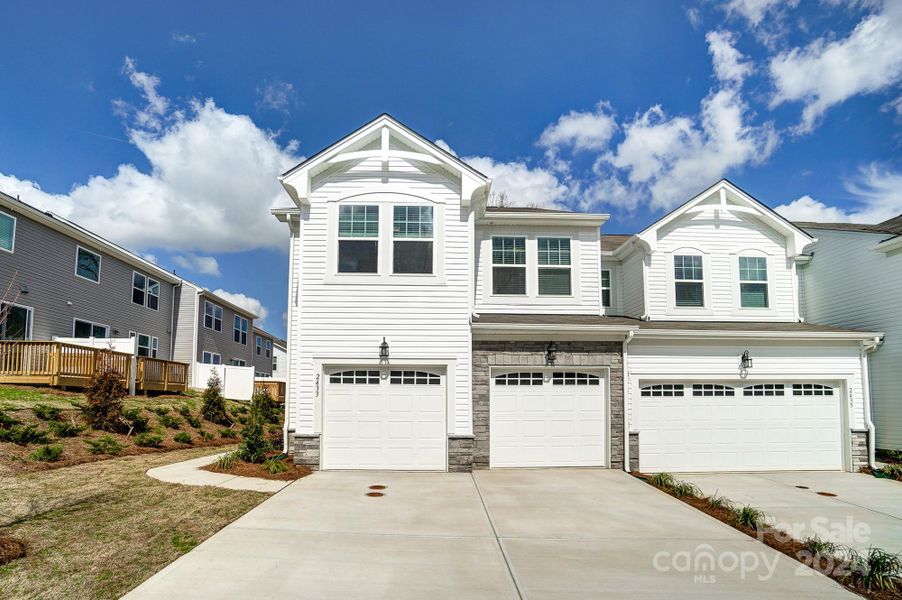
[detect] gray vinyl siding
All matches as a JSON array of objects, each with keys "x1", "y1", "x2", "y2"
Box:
[
  {"x1": 0, "y1": 209, "x2": 175, "y2": 358},
  {"x1": 252, "y1": 330, "x2": 275, "y2": 376},
  {"x1": 800, "y1": 228, "x2": 902, "y2": 450},
  {"x1": 196, "y1": 294, "x2": 255, "y2": 366}
]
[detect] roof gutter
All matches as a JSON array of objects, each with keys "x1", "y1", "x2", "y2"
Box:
[{"x1": 632, "y1": 329, "x2": 884, "y2": 341}]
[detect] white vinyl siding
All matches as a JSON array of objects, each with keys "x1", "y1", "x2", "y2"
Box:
[{"x1": 620, "y1": 251, "x2": 645, "y2": 318}]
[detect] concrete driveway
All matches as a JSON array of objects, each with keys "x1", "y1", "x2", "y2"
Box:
[
  {"x1": 680, "y1": 471, "x2": 902, "y2": 555},
  {"x1": 125, "y1": 469, "x2": 854, "y2": 599}
]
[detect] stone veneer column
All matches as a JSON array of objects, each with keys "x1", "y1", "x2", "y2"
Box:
[
  {"x1": 291, "y1": 434, "x2": 321, "y2": 470},
  {"x1": 471, "y1": 340, "x2": 625, "y2": 470},
  {"x1": 850, "y1": 430, "x2": 869, "y2": 471}
]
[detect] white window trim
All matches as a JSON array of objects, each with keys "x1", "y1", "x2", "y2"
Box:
[
  {"x1": 601, "y1": 268, "x2": 612, "y2": 308},
  {"x1": 202, "y1": 351, "x2": 221, "y2": 365},
  {"x1": 204, "y1": 300, "x2": 223, "y2": 332},
  {"x1": 151, "y1": 336, "x2": 159, "y2": 358},
  {"x1": 0, "y1": 209, "x2": 16, "y2": 254},
  {"x1": 234, "y1": 315, "x2": 249, "y2": 345},
  {"x1": 730, "y1": 250, "x2": 777, "y2": 316},
  {"x1": 490, "y1": 235, "x2": 528, "y2": 297},
  {"x1": 665, "y1": 249, "x2": 712, "y2": 316},
  {"x1": 0, "y1": 302, "x2": 33, "y2": 340},
  {"x1": 147, "y1": 277, "x2": 160, "y2": 311},
  {"x1": 325, "y1": 194, "x2": 446, "y2": 285},
  {"x1": 265, "y1": 339, "x2": 272, "y2": 358},
  {"x1": 483, "y1": 232, "x2": 581, "y2": 305},
  {"x1": 255, "y1": 334, "x2": 262, "y2": 355},
  {"x1": 74, "y1": 245, "x2": 102, "y2": 284},
  {"x1": 72, "y1": 317, "x2": 109, "y2": 338},
  {"x1": 536, "y1": 236, "x2": 574, "y2": 298}
]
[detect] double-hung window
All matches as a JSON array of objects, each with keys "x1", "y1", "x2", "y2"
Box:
[
  {"x1": 202, "y1": 351, "x2": 221, "y2": 365},
  {"x1": 601, "y1": 269, "x2": 612, "y2": 307},
  {"x1": 674, "y1": 255, "x2": 704, "y2": 307},
  {"x1": 204, "y1": 301, "x2": 222, "y2": 331},
  {"x1": 537, "y1": 237, "x2": 571, "y2": 296},
  {"x1": 393, "y1": 206, "x2": 433, "y2": 274},
  {"x1": 265, "y1": 339, "x2": 272, "y2": 358},
  {"x1": 132, "y1": 272, "x2": 159, "y2": 309},
  {"x1": 0, "y1": 303, "x2": 31, "y2": 340},
  {"x1": 136, "y1": 334, "x2": 158, "y2": 358},
  {"x1": 75, "y1": 246, "x2": 101, "y2": 282},
  {"x1": 338, "y1": 205, "x2": 379, "y2": 273},
  {"x1": 272, "y1": 355, "x2": 278, "y2": 371},
  {"x1": 255, "y1": 334, "x2": 262, "y2": 355},
  {"x1": 0, "y1": 210, "x2": 15, "y2": 253},
  {"x1": 234, "y1": 315, "x2": 248, "y2": 345},
  {"x1": 492, "y1": 237, "x2": 526, "y2": 295},
  {"x1": 738, "y1": 256, "x2": 768, "y2": 308}
]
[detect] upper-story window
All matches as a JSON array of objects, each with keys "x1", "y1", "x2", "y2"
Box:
[
  {"x1": 537, "y1": 237, "x2": 571, "y2": 296},
  {"x1": 234, "y1": 315, "x2": 248, "y2": 345},
  {"x1": 393, "y1": 206, "x2": 433, "y2": 274},
  {"x1": 132, "y1": 272, "x2": 160, "y2": 310},
  {"x1": 0, "y1": 210, "x2": 16, "y2": 253},
  {"x1": 265, "y1": 339, "x2": 272, "y2": 358},
  {"x1": 338, "y1": 205, "x2": 379, "y2": 273},
  {"x1": 601, "y1": 269, "x2": 612, "y2": 308},
  {"x1": 492, "y1": 237, "x2": 526, "y2": 295},
  {"x1": 204, "y1": 300, "x2": 223, "y2": 332},
  {"x1": 75, "y1": 246, "x2": 101, "y2": 283},
  {"x1": 255, "y1": 334, "x2": 262, "y2": 355},
  {"x1": 674, "y1": 255, "x2": 704, "y2": 307},
  {"x1": 738, "y1": 256, "x2": 768, "y2": 308}
]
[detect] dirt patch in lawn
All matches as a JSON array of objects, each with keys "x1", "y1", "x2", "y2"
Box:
[
  {"x1": 634, "y1": 473, "x2": 901, "y2": 600},
  {"x1": 0, "y1": 445, "x2": 269, "y2": 599},
  {"x1": 0, "y1": 535, "x2": 26, "y2": 565},
  {"x1": 202, "y1": 455, "x2": 311, "y2": 481}
]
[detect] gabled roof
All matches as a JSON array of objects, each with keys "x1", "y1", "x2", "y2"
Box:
[
  {"x1": 794, "y1": 221, "x2": 888, "y2": 234},
  {"x1": 633, "y1": 179, "x2": 814, "y2": 257},
  {"x1": 876, "y1": 214, "x2": 902, "y2": 235},
  {"x1": 278, "y1": 114, "x2": 491, "y2": 209}
]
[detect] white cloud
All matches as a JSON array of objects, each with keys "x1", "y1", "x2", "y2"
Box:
[
  {"x1": 114, "y1": 57, "x2": 169, "y2": 131},
  {"x1": 706, "y1": 30, "x2": 752, "y2": 86},
  {"x1": 434, "y1": 139, "x2": 457, "y2": 156},
  {"x1": 686, "y1": 7, "x2": 702, "y2": 29},
  {"x1": 722, "y1": 0, "x2": 792, "y2": 27},
  {"x1": 0, "y1": 57, "x2": 301, "y2": 254},
  {"x1": 769, "y1": 2, "x2": 902, "y2": 133},
  {"x1": 172, "y1": 253, "x2": 221, "y2": 276},
  {"x1": 538, "y1": 102, "x2": 618, "y2": 153},
  {"x1": 256, "y1": 80, "x2": 298, "y2": 114},
  {"x1": 775, "y1": 164, "x2": 902, "y2": 223},
  {"x1": 142, "y1": 253, "x2": 158, "y2": 264},
  {"x1": 171, "y1": 32, "x2": 197, "y2": 44},
  {"x1": 462, "y1": 155, "x2": 570, "y2": 209},
  {"x1": 212, "y1": 289, "x2": 269, "y2": 322}
]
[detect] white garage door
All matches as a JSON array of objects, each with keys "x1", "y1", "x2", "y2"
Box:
[
  {"x1": 323, "y1": 368, "x2": 446, "y2": 470},
  {"x1": 491, "y1": 370, "x2": 606, "y2": 468},
  {"x1": 635, "y1": 382, "x2": 843, "y2": 472}
]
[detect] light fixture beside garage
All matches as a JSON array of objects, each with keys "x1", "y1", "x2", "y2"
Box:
[
  {"x1": 740, "y1": 350, "x2": 753, "y2": 370},
  {"x1": 545, "y1": 341, "x2": 557, "y2": 366},
  {"x1": 379, "y1": 337, "x2": 390, "y2": 361}
]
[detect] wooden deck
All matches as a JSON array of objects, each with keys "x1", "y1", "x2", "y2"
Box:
[
  {"x1": 254, "y1": 379, "x2": 285, "y2": 403},
  {"x1": 0, "y1": 341, "x2": 188, "y2": 393}
]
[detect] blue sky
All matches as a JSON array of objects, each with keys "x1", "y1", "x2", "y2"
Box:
[{"x1": 1, "y1": 1, "x2": 901, "y2": 338}]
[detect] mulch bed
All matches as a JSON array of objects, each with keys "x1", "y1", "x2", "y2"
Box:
[
  {"x1": 0, "y1": 535, "x2": 27, "y2": 565},
  {"x1": 202, "y1": 455, "x2": 311, "y2": 481},
  {"x1": 634, "y1": 473, "x2": 900, "y2": 600}
]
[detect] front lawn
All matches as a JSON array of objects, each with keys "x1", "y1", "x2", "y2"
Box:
[{"x1": 0, "y1": 445, "x2": 270, "y2": 599}]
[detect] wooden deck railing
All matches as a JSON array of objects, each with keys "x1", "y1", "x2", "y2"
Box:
[
  {"x1": 136, "y1": 357, "x2": 188, "y2": 393},
  {"x1": 0, "y1": 341, "x2": 131, "y2": 388}
]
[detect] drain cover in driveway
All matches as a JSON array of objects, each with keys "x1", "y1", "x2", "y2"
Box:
[{"x1": 816, "y1": 491, "x2": 837, "y2": 497}]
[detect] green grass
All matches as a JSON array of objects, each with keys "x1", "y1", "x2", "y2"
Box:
[
  {"x1": 803, "y1": 535, "x2": 840, "y2": 558},
  {"x1": 0, "y1": 445, "x2": 267, "y2": 599}
]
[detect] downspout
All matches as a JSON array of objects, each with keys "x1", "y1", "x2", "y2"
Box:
[
  {"x1": 169, "y1": 281, "x2": 181, "y2": 360},
  {"x1": 860, "y1": 336, "x2": 881, "y2": 469},
  {"x1": 283, "y1": 214, "x2": 297, "y2": 453},
  {"x1": 622, "y1": 329, "x2": 635, "y2": 472}
]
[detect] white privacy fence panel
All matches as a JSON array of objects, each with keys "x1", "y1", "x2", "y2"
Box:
[{"x1": 193, "y1": 363, "x2": 255, "y2": 401}]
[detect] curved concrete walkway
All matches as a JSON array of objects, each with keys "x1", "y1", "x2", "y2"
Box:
[{"x1": 146, "y1": 451, "x2": 291, "y2": 493}]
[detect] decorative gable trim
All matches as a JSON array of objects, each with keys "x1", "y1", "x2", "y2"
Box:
[{"x1": 278, "y1": 114, "x2": 491, "y2": 209}]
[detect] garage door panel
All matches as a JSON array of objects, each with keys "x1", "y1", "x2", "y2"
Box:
[{"x1": 637, "y1": 381, "x2": 842, "y2": 472}]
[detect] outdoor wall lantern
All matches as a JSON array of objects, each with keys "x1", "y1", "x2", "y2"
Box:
[
  {"x1": 740, "y1": 350, "x2": 753, "y2": 370},
  {"x1": 379, "y1": 337, "x2": 390, "y2": 360},
  {"x1": 545, "y1": 341, "x2": 557, "y2": 366}
]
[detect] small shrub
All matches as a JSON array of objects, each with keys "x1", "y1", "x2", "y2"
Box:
[
  {"x1": 173, "y1": 432, "x2": 193, "y2": 444},
  {"x1": 29, "y1": 444, "x2": 63, "y2": 462},
  {"x1": 215, "y1": 451, "x2": 240, "y2": 469},
  {"x1": 706, "y1": 494, "x2": 733, "y2": 511},
  {"x1": 199, "y1": 430, "x2": 214, "y2": 441},
  {"x1": 670, "y1": 481, "x2": 701, "y2": 498},
  {"x1": 134, "y1": 432, "x2": 163, "y2": 448},
  {"x1": 83, "y1": 356, "x2": 127, "y2": 432},
  {"x1": 49, "y1": 420, "x2": 83, "y2": 438},
  {"x1": 158, "y1": 414, "x2": 181, "y2": 429},
  {"x1": 176, "y1": 405, "x2": 191, "y2": 418},
  {"x1": 250, "y1": 388, "x2": 279, "y2": 424},
  {"x1": 262, "y1": 457, "x2": 288, "y2": 474},
  {"x1": 881, "y1": 463, "x2": 902, "y2": 482},
  {"x1": 185, "y1": 414, "x2": 202, "y2": 428},
  {"x1": 648, "y1": 472, "x2": 675, "y2": 488},
  {"x1": 844, "y1": 547, "x2": 902, "y2": 592},
  {"x1": 0, "y1": 424, "x2": 51, "y2": 445},
  {"x1": 230, "y1": 405, "x2": 248, "y2": 416},
  {"x1": 219, "y1": 428, "x2": 237, "y2": 439},
  {"x1": 734, "y1": 505, "x2": 767, "y2": 530},
  {"x1": 238, "y1": 411, "x2": 271, "y2": 464},
  {"x1": 85, "y1": 435, "x2": 124, "y2": 455},
  {"x1": 201, "y1": 370, "x2": 230, "y2": 425},
  {"x1": 803, "y1": 535, "x2": 840, "y2": 558},
  {"x1": 152, "y1": 406, "x2": 171, "y2": 417},
  {"x1": 0, "y1": 410, "x2": 21, "y2": 428},
  {"x1": 123, "y1": 407, "x2": 149, "y2": 433},
  {"x1": 32, "y1": 404, "x2": 62, "y2": 421}
]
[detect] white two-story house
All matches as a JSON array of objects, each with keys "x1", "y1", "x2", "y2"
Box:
[{"x1": 273, "y1": 114, "x2": 881, "y2": 474}]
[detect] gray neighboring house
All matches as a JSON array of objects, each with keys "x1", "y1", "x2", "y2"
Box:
[
  {"x1": 252, "y1": 327, "x2": 280, "y2": 377},
  {"x1": 0, "y1": 191, "x2": 181, "y2": 359},
  {"x1": 798, "y1": 216, "x2": 902, "y2": 451},
  {"x1": 171, "y1": 281, "x2": 257, "y2": 386}
]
